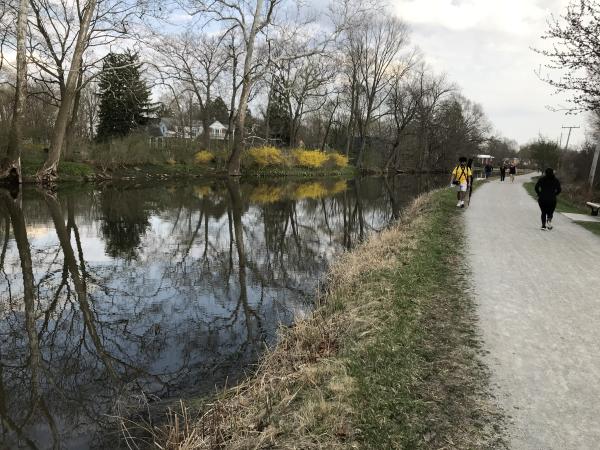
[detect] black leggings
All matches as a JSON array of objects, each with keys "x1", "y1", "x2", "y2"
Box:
[{"x1": 538, "y1": 200, "x2": 556, "y2": 226}]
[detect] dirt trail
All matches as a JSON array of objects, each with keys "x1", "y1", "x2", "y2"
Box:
[{"x1": 465, "y1": 173, "x2": 600, "y2": 449}]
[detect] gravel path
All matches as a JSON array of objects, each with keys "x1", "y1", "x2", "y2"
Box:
[{"x1": 465, "y1": 173, "x2": 600, "y2": 449}]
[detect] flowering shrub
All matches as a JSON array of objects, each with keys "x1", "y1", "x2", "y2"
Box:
[
  {"x1": 194, "y1": 150, "x2": 215, "y2": 164},
  {"x1": 248, "y1": 146, "x2": 285, "y2": 167},
  {"x1": 328, "y1": 153, "x2": 349, "y2": 168},
  {"x1": 292, "y1": 149, "x2": 329, "y2": 168}
]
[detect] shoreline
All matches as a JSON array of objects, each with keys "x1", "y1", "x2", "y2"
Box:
[
  {"x1": 139, "y1": 187, "x2": 505, "y2": 449},
  {"x1": 17, "y1": 160, "x2": 463, "y2": 184}
]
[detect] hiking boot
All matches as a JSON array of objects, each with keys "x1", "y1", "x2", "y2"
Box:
[{"x1": 547, "y1": 220, "x2": 553, "y2": 230}]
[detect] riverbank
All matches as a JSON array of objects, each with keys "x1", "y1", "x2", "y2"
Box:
[
  {"x1": 20, "y1": 160, "x2": 356, "y2": 183},
  {"x1": 146, "y1": 187, "x2": 504, "y2": 449},
  {"x1": 523, "y1": 178, "x2": 600, "y2": 235}
]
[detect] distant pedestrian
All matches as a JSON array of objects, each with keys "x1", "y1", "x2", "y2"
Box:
[
  {"x1": 484, "y1": 163, "x2": 493, "y2": 179},
  {"x1": 450, "y1": 156, "x2": 472, "y2": 208},
  {"x1": 509, "y1": 164, "x2": 517, "y2": 182},
  {"x1": 500, "y1": 165, "x2": 507, "y2": 182},
  {"x1": 535, "y1": 168, "x2": 561, "y2": 231}
]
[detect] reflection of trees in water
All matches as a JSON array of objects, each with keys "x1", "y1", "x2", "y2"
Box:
[
  {"x1": 100, "y1": 188, "x2": 151, "y2": 260},
  {"x1": 0, "y1": 175, "x2": 444, "y2": 448}
]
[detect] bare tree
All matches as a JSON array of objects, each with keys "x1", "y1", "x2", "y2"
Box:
[
  {"x1": 28, "y1": 0, "x2": 158, "y2": 180},
  {"x1": 0, "y1": 0, "x2": 28, "y2": 183},
  {"x1": 350, "y1": 15, "x2": 409, "y2": 168},
  {"x1": 225, "y1": 30, "x2": 244, "y2": 146},
  {"x1": 151, "y1": 31, "x2": 228, "y2": 149},
  {"x1": 536, "y1": 0, "x2": 600, "y2": 186},
  {"x1": 385, "y1": 64, "x2": 423, "y2": 171},
  {"x1": 180, "y1": 0, "x2": 283, "y2": 175},
  {"x1": 32, "y1": 0, "x2": 99, "y2": 181},
  {"x1": 537, "y1": 0, "x2": 600, "y2": 112},
  {"x1": 271, "y1": 46, "x2": 335, "y2": 147}
]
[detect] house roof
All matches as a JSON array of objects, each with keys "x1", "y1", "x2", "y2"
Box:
[{"x1": 210, "y1": 121, "x2": 227, "y2": 130}]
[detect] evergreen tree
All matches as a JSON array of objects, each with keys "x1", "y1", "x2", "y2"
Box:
[
  {"x1": 266, "y1": 77, "x2": 291, "y2": 145},
  {"x1": 208, "y1": 96, "x2": 229, "y2": 124},
  {"x1": 96, "y1": 50, "x2": 153, "y2": 141}
]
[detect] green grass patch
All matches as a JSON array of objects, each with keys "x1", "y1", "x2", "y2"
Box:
[
  {"x1": 347, "y1": 188, "x2": 503, "y2": 449},
  {"x1": 578, "y1": 222, "x2": 600, "y2": 236},
  {"x1": 58, "y1": 162, "x2": 95, "y2": 178}
]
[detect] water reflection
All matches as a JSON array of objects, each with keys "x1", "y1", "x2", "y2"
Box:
[{"x1": 0, "y1": 175, "x2": 443, "y2": 449}]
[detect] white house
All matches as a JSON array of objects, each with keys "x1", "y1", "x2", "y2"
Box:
[
  {"x1": 147, "y1": 118, "x2": 177, "y2": 138},
  {"x1": 175, "y1": 120, "x2": 230, "y2": 140}
]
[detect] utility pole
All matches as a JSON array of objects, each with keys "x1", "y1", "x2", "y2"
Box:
[
  {"x1": 558, "y1": 125, "x2": 580, "y2": 172},
  {"x1": 562, "y1": 125, "x2": 580, "y2": 151},
  {"x1": 590, "y1": 142, "x2": 600, "y2": 187}
]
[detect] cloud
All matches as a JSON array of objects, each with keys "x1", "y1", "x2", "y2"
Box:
[{"x1": 393, "y1": 0, "x2": 587, "y2": 145}]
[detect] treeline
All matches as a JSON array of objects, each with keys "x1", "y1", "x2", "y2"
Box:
[
  {"x1": 0, "y1": 0, "x2": 511, "y2": 181},
  {"x1": 520, "y1": 136, "x2": 600, "y2": 188}
]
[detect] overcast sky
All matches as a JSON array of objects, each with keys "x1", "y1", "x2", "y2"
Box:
[{"x1": 393, "y1": 0, "x2": 588, "y2": 147}]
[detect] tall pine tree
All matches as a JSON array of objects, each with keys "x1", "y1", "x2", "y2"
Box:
[
  {"x1": 96, "y1": 50, "x2": 153, "y2": 141},
  {"x1": 266, "y1": 76, "x2": 291, "y2": 145}
]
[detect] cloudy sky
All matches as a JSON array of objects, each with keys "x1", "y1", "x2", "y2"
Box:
[{"x1": 393, "y1": 0, "x2": 587, "y2": 147}]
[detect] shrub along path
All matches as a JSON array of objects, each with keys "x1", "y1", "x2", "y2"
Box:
[{"x1": 466, "y1": 173, "x2": 600, "y2": 449}]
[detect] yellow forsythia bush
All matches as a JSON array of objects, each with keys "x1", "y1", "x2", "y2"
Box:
[
  {"x1": 292, "y1": 149, "x2": 329, "y2": 168},
  {"x1": 248, "y1": 146, "x2": 285, "y2": 167},
  {"x1": 328, "y1": 153, "x2": 349, "y2": 168},
  {"x1": 194, "y1": 150, "x2": 215, "y2": 164}
]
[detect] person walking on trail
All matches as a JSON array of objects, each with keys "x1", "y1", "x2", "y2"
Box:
[
  {"x1": 450, "y1": 156, "x2": 472, "y2": 208},
  {"x1": 484, "y1": 163, "x2": 493, "y2": 179},
  {"x1": 535, "y1": 168, "x2": 562, "y2": 230},
  {"x1": 499, "y1": 165, "x2": 506, "y2": 182},
  {"x1": 509, "y1": 164, "x2": 517, "y2": 182}
]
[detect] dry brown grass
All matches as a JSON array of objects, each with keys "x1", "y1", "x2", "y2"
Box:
[{"x1": 127, "y1": 193, "x2": 432, "y2": 450}]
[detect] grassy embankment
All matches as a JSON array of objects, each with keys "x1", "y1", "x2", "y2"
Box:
[
  {"x1": 523, "y1": 179, "x2": 600, "y2": 236},
  {"x1": 144, "y1": 187, "x2": 504, "y2": 449},
  {"x1": 19, "y1": 143, "x2": 355, "y2": 182}
]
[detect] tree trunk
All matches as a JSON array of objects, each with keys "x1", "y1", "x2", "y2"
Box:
[
  {"x1": 202, "y1": 85, "x2": 211, "y2": 149},
  {"x1": 589, "y1": 141, "x2": 600, "y2": 188},
  {"x1": 344, "y1": 83, "x2": 357, "y2": 157},
  {"x1": 1, "y1": 0, "x2": 29, "y2": 184},
  {"x1": 65, "y1": 71, "x2": 84, "y2": 160},
  {"x1": 320, "y1": 101, "x2": 337, "y2": 151},
  {"x1": 227, "y1": 39, "x2": 238, "y2": 148},
  {"x1": 227, "y1": 0, "x2": 264, "y2": 176},
  {"x1": 37, "y1": 0, "x2": 97, "y2": 182}
]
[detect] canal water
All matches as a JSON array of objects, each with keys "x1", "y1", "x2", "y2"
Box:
[{"x1": 0, "y1": 175, "x2": 444, "y2": 449}]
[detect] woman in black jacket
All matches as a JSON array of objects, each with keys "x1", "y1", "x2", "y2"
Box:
[{"x1": 534, "y1": 168, "x2": 562, "y2": 230}]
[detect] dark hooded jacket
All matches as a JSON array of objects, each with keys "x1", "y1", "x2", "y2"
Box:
[{"x1": 535, "y1": 174, "x2": 561, "y2": 203}]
